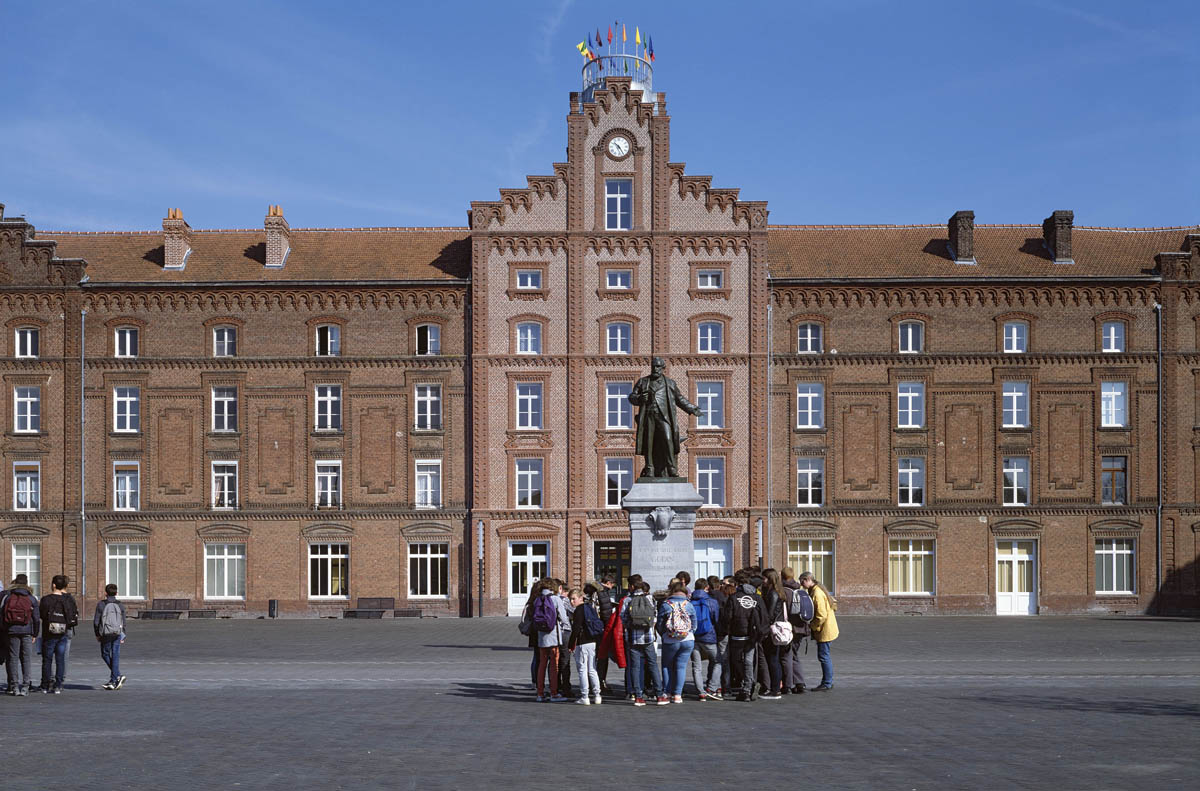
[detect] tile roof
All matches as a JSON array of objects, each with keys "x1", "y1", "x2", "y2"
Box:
[
  {"x1": 41, "y1": 228, "x2": 471, "y2": 283},
  {"x1": 766, "y1": 225, "x2": 1196, "y2": 280}
]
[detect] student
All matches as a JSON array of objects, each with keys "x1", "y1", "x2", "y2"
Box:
[
  {"x1": 532, "y1": 579, "x2": 569, "y2": 701},
  {"x1": 520, "y1": 580, "x2": 548, "y2": 689},
  {"x1": 780, "y1": 567, "x2": 808, "y2": 694},
  {"x1": 800, "y1": 571, "x2": 839, "y2": 690},
  {"x1": 673, "y1": 570, "x2": 693, "y2": 594},
  {"x1": 1, "y1": 573, "x2": 40, "y2": 696},
  {"x1": 93, "y1": 583, "x2": 127, "y2": 690},
  {"x1": 758, "y1": 568, "x2": 789, "y2": 699},
  {"x1": 568, "y1": 588, "x2": 603, "y2": 705},
  {"x1": 594, "y1": 575, "x2": 619, "y2": 693},
  {"x1": 657, "y1": 581, "x2": 697, "y2": 703},
  {"x1": 619, "y1": 573, "x2": 642, "y2": 699},
  {"x1": 621, "y1": 580, "x2": 665, "y2": 706},
  {"x1": 721, "y1": 572, "x2": 766, "y2": 701},
  {"x1": 688, "y1": 578, "x2": 721, "y2": 700},
  {"x1": 555, "y1": 580, "x2": 575, "y2": 699},
  {"x1": 38, "y1": 574, "x2": 79, "y2": 694}
]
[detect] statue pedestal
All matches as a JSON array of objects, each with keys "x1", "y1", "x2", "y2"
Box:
[{"x1": 623, "y1": 480, "x2": 704, "y2": 593}]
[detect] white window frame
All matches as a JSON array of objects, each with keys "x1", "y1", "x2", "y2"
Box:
[
  {"x1": 113, "y1": 386, "x2": 140, "y2": 433},
  {"x1": 211, "y1": 461, "x2": 238, "y2": 509},
  {"x1": 516, "y1": 269, "x2": 542, "y2": 290},
  {"x1": 12, "y1": 543, "x2": 41, "y2": 595},
  {"x1": 415, "y1": 460, "x2": 442, "y2": 509},
  {"x1": 113, "y1": 462, "x2": 140, "y2": 511},
  {"x1": 204, "y1": 543, "x2": 246, "y2": 600},
  {"x1": 898, "y1": 457, "x2": 925, "y2": 507},
  {"x1": 604, "y1": 178, "x2": 633, "y2": 231},
  {"x1": 315, "y1": 460, "x2": 342, "y2": 509},
  {"x1": 695, "y1": 381, "x2": 724, "y2": 429},
  {"x1": 696, "y1": 457, "x2": 726, "y2": 508},
  {"x1": 315, "y1": 385, "x2": 342, "y2": 431},
  {"x1": 797, "y1": 323, "x2": 823, "y2": 354},
  {"x1": 797, "y1": 458, "x2": 825, "y2": 507},
  {"x1": 114, "y1": 326, "x2": 138, "y2": 358},
  {"x1": 515, "y1": 458, "x2": 544, "y2": 509},
  {"x1": 1101, "y1": 382, "x2": 1127, "y2": 428},
  {"x1": 106, "y1": 542, "x2": 147, "y2": 599},
  {"x1": 416, "y1": 323, "x2": 441, "y2": 356},
  {"x1": 414, "y1": 384, "x2": 442, "y2": 431},
  {"x1": 605, "y1": 382, "x2": 633, "y2": 429},
  {"x1": 13, "y1": 462, "x2": 39, "y2": 511},
  {"x1": 515, "y1": 383, "x2": 543, "y2": 430},
  {"x1": 14, "y1": 327, "x2": 39, "y2": 359},
  {"x1": 897, "y1": 382, "x2": 925, "y2": 429},
  {"x1": 516, "y1": 322, "x2": 542, "y2": 355},
  {"x1": 1003, "y1": 321, "x2": 1028, "y2": 354},
  {"x1": 605, "y1": 457, "x2": 634, "y2": 508},
  {"x1": 889, "y1": 538, "x2": 935, "y2": 595},
  {"x1": 1001, "y1": 381, "x2": 1029, "y2": 428},
  {"x1": 14, "y1": 386, "x2": 40, "y2": 433},
  {"x1": 1094, "y1": 538, "x2": 1135, "y2": 595},
  {"x1": 315, "y1": 324, "x2": 340, "y2": 357},
  {"x1": 898, "y1": 321, "x2": 923, "y2": 354},
  {"x1": 697, "y1": 321, "x2": 723, "y2": 354},
  {"x1": 606, "y1": 269, "x2": 632, "y2": 290},
  {"x1": 786, "y1": 538, "x2": 834, "y2": 592},
  {"x1": 308, "y1": 542, "x2": 350, "y2": 599},
  {"x1": 1101, "y1": 321, "x2": 1125, "y2": 353},
  {"x1": 1002, "y1": 456, "x2": 1029, "y2": 507},
  {"x1": 696, "y1": 270, "x2": 723, "y2": 290},
  {"x1": 408, "y1": 542, "x2": 449, "y2": 598},
  {"x1": 211, "y1": 386, "x2": 238, "y2": 432},
  {"x1": 796, "y1": 383, "x2": 824, "y2": 429},
  {"x1": 606, "y1": 322, "x2": 632, "y2": 355},
  {"x1": 212, "y1": 326, "x2": 237, "y2": 357}
]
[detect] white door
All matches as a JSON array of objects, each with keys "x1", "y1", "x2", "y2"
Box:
[
  {"x1": 508, "y1": 542, "x2": 549, "y2": 616},
  {"x1": 996, "y1": 540, "x2": 1036, "y2": 615},
  {"x1": 694, "y1": 539, "x2": 732, "y2": 580}
]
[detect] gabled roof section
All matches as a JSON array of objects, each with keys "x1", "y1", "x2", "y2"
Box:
[{"x1": 767, "y1": 225, "x2": 1196, "y2": 280}]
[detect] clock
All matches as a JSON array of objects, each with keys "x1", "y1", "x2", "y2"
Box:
[{"x1": 607, "y1": 136, "x2": 631, "y2": 158}]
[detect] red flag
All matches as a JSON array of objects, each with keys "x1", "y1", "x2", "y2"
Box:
[
  {"x1": 607, "y1": 26, "x2": 612, "y2": 44},
  {"x1": 596, "y1": 28, "x2": 602, "y2": 48}
]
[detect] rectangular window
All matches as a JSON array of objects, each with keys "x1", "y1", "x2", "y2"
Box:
[
  {"x1": 114, "y1": 463, "x2": 140, "y2": 511},
  {"x1": 1002, "y1": 456, "x2": 1030, "y2": 506},
  {"x1": 604, "y1": 178, "x2": 633, "y2": 231},
  {"x1": 415, "y1": 460, "x2": 442, "y2": 509},
  {"x1": 797, "y1": 458, "x2": 825, "y2": 507},
  {"x1": 1002, "y1": 381, "x2": 1029, "y2": 428},
  {"x1": 515, "y1": 383, "x2": 543, "y2": 430},
  {"x1": 14, "y1": 386, "x2": 40, "y2": 433},
  {"x1": 1101, "y1": 382, "x2": 1127, "y2": 428},
  {"x1": 211, "y1": 462, "x2": 238, "y2": 509},
  {"x1": 315, "y1": 324, "x2": 340, "y2": 356},
  {"x1": 414, "y1": 384, "x2": 442, "y2": 430},
  {"x1": 697, "y1": 322, "x2": 723, "y2": 353},
  {"x1": 515, "y1": 459, "x2": 543, "y2": 509},
  {"x1": 898, "y1": 322, "x2": 923, "y2": 353},
  {"x1": 695, "y1": 381, "x2": 725, "y2": 429},
  {"x1": 13, "y1": 463, "x2": 39, "y2": 511},
  {"x1": 409, "y1": 542, "x2": 449, "y2": 598},
  {"x1": 115, "y1": 327, "x2": 138, "y2": 358},
  {"x1": 897, "y1": 382, "x2": 925, "y2": 428},
  {"x1": 416, "y1": 324, "x2": 441, "y2": 356},
  {"x1": 1003, "y1": 322, "x2": 1027, "y2": 353},
  {"x1": 315, "y1": 385, "x2": 342, "y2": 431},
  {"x1": 697, "y1": 270, "x2": 723, "y2": 289},
  {"x1": 786, "y1": 539, "x2": 834, "y2": 591},
  {"x1": 1102, "y1": 321, "x2": 1125, "y2": 353},
  {"x1": 606, "y1": 270, "x2": 632, "y2": 290},
  {"x1": 213, "y1": 326, "x2": 237, "y2": 357},
  {"x1": 889, "y1": 538, "x2": 935, "y2": 594},
  {"x1": 1094, "y1": 538, "x2": 1134, "y2": 594},
  {"x1": 605, "y1": 382, "x2": 633, "y2": 429},
  {"x1": 309, "y1": 543, "x2": 349, "y2": 598},
  {"x1": 106, "y1": 543, "x2": 147, "y2": 599},
  {"x1": 696, "y1": 457, "x2": 726, "y2": 508},
  {"x1": 516, "y1": 269, "x2": 542, "y2": 290},
  {"x1": 606, "y1": 322, "x2": 631, "y2": 355},
  {"x1": 516, "y1": 322, "x2": 542, "y2": 355},
  {"x1": 796, "y1": 383, "x2": 824, "y2": 429},
  {"x1": 114, "y1": 386, "x2": 140, "y2": 432},
  {"x1": 1102, "y1": 456, "x2": 1127, "y2": 505},
  {"x1": 15, "y1": 328, "x2": 38, "y2": 359},
  {"x1": 797, "y1": 323, "x2": 822, "y2": 354},
  {"x1": 212, "y1": 386, "x2": 238, "y2": 432},
  {"x1": 898, "y1": 457, "x2": 925, "y2": 506},
  {"x1": 12, "y1": 543, "x2": 41, "y2": 595},
  {"x1": 605, "y1": 457, "x2": 634, "y2": 508},
  {"x1": 316, "y1": 461, "x2": 341, "y2": 508},
  {"x1": 205, "y1": 543, "x2": 246, "y2": 600}
]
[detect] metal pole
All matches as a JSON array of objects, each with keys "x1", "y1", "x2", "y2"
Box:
[
  {"x1": 477, "y1": 519, "x2": 485, "y2": 617},
  {"x1": 755, "y1": 518, "x2": 763, "y2": 568},
  {"x1": 80, "y1": 309, "x2": 87, "y2": 602},
  {"x1": 765, "y1": 303, "x2": 773, "y2": 567},
  {"x1": 1154, "y1": 302, "x2": 1163, "y2": 609}
]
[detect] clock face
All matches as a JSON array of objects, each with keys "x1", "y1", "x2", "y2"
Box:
[{"x1": 608, "y1": 136, "x2": 630, "y2": 157}]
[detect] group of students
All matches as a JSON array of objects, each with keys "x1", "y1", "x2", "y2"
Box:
[
  {"x1": 519, "y1": 565, "x2": 839, "y2": 705},
  {"x1": 1, "y1": 575, "x2": 130, "y2": 695}
]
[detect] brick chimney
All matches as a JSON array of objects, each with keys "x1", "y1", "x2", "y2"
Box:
[
  {"x1": 948, "y1": 210, "x2": 975, "y2": 264},
  {"x1": 162, "y1": 208, "x2": 192, "y2": 270},
  {"x1": 264, "y1": 205, "x2": 290, "y2": 269},
  {"x1": 1042, "y1": 209, "x2": 1074, "y2": 264}
]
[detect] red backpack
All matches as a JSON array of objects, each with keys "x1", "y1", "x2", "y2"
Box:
[{"x1": 2, "y1": 593, "x2": 33, "y2": 626}]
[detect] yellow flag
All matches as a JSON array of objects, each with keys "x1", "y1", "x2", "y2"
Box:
[
  {"x1": 622, "y1": 24, "x2": 626, "y2": 43},
  {"x1": 576, "y1": 41, "x2": 588, "y2": 58},
  {"x1": 635, "y1": 26, "x2": 641, "y2": 46}
]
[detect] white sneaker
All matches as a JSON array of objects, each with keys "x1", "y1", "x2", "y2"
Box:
[
  {"x1": 671, "y1": 695, "x2": 683, "y2": 704},
  {"x1": 592, "y1": 696, "x2": 603, "y2": 705},
  {"x1": 573, "y1": 697, "x2": 590, "y2": 705}
]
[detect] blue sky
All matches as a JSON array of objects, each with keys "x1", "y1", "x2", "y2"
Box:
[{"x1": 1, "y1": 1, "x2": 1196, "y2": 231}]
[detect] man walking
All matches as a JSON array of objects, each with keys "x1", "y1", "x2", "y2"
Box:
[
  {"x1": 38, "y1": 574, "x2": 79, "y2": 694},
  {"x1": 94, "y1": 583, "x2": 127, "y2": 690},
  {"x1": 1, "y1": 573, "x2": 40, "y2": 695}
]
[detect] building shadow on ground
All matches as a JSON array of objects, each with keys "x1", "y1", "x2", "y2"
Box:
[
  {"x1": 422, "y1": 644, "x2": 529, "y2": 651},
  {"x1": 446, "y1": 682, "x2": 536, "y2": 702},
  {"x1": 966, "y1": 693, "x2": 1200, "y2": 719}
]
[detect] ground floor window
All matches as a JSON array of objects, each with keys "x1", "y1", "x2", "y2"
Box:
[
  {"x1": 107, "y1": 542, "x2": 147, "y2": 599},
  {"x1": 309, "y1": 543, "x2": 349, "y2": 598},
  {"x1": 889, "y1": 538, "x2": 934, "y2": 595},
  {"x1": 1095, "y1": 538, "x2": 1134, "y2": 594},
  {"x1": 594, "y1": 541, "x2": 630, "y2": 585},
  {"x1": 12, "y1": 543, "x2": 41, "y2": 595},
  {"x1": 204, "y1": 543, "x2": 246, "y2": 599},
  {"x1": 408, "y1": 542, "x2": 449, "y2": 597},
  {"x1": 787, "y1": 538, "x2": 834, "y2": 591},
  {"x1": 694, "y1": 539, "x2": 732, "y2": 580}
]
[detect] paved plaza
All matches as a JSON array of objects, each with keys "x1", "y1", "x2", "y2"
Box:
[{"x1": 4, "y1": 615, "x2": 1198, "y2": 790}]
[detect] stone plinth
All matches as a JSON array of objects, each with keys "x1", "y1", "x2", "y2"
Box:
[{"x1": 623, "y1": 479, "x2": 704, "y2": 593}]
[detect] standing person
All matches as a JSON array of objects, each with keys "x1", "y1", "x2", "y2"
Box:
[
  {"x1": 673, "y1": 570, "x2": 692, "y2": 594},
  {"x1": 722, "y1": 572, "x2": 766, "y2": 701},
  {"x1": 621, "y1": 580, "x2": 665, "y2": 706},
  {"x1": 688, "y1": 578, "x2": 721, "y2": 700},
  {"x1": 619, "y1": 573, "x2": 642, "y2": 699},
  {"x1": 38, "y1": 574, "x2": 79, "y2": 694},
  {"x1": 554, "y1": 580, "x2": 575, "y2": 699},
  {"x1": 657, "y1": 581, "x2": 697, "y2": 704},
  {"x1": 780, "y1": 568, "x2": 809, "y2": 694},
  {"x1": 519, "y1": 580, "x2": 548, "y2": 689},
  {"x1": 800, "y1": 571, "x2": 839, "y2": 690},
  {"x1": 758, "y1": 568, "x2": 790, "y2": 699},
  {"x1": 532, "y1": 579, "x2": 569, "y2": 701},
  {"x1": 594, "y1": 575, "x2": 619, "y2": 694},
  {"x1": 1, "y1": 573, "x2": 40, "y2": 696},
  {"x1": 568, "y1": 588, "x2": 604, "y2": 705},
  {"x1": 94, "y1": 583, "x2": 127, "y2": 690}
]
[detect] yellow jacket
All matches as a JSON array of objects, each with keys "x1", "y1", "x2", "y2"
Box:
[{"x1": 810, "y1": 585, "x2": 839, "y2": 643}]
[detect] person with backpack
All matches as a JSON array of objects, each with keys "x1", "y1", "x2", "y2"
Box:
[
  {"x1": 688, "y1": 577, "x2": 721, "y2": 700},
  {"x1": 518, "y1": 580, "x2": 549, "y2": 689},
  {"x1": 532, "y1": 578, "x2": 570, "y2": 701},
  {"x1": 567, "y1": 587, "x2": 604, "y2": 705},
  {"x1": 1, "y1": 573, "x2": 40, "y2": 696},
  {"x1": 38, "y1": 574, "x2": 79, "y2": 694},
  {"x1": 93, "y1": 583, "x2": 127, "y2": 690},
  {"x1": 781, "y1": 568, "x2": 810, "y2": 694},
  {"x1": 721, "y1": 571, "x2": 766, "y2": 701},
  {"x1": 554, "y1": 580, "x2": 575, "y2": 699},
  {"x1": 594, "y1": 575, "x2": 619, "y2": 694},
  {"x1": 656, "y1": 581, "x2": 697, "y2": 704},
  {"x1": 759, "y1": 568, "x2": 791, "y2": 699},
  {"x1": 620, "y1": 580, "x2": 665, "y2": 706},
  {"x1": 799, "y1": 571, "x2": 839, "y2": 691}
]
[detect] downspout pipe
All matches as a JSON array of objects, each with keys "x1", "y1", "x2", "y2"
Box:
[
  {"x1": 80, "y1": 308, "x2": 87, "y2": 603},
  {"x1": 765, "y1": 304, "x2": 773, "y2": 566},
  {"x1": 1154, "y1": 302, "x2": 1162, "y2": 610}
]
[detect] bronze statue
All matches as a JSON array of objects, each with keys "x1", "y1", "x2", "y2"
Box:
[{"x1": 629, "y1": 357, "x2": 700, "y2": 480}]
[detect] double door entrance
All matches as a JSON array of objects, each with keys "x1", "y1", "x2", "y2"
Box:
[{"x1": 995, "y1": 539, "x2": 1037, "y2": 615}]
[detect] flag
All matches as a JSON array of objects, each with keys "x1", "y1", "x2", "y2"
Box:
[
  {"x1": 596, "y1": 27, "x2": 602, "y2": 48},
  {"x1": 607, "y1": 26, "x2": 612, "y2": 44},
  {"x1": 622, "y1": 24, "x2": 626, "y2": 42},
  {"x1": 588, "y1": 32, "x2": 593, "y2": 49},
  {"x1": 649, "y1": 35, "x2": 655, "y2": 62},
  {"x1": 576, "y1": 41, "x2": 588, "y2": 58},
  {"x1": 635, "y1": 26, "x2": 640, "y2": 46}
]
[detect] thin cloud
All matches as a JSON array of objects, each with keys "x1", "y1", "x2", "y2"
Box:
[{"x1": 535, "y1": 0, "x2": 573, "y2": 66}]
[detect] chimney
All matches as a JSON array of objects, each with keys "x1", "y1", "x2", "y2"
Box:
[
  {"x1": 1042, "y1": 209, "x2": 1074, "y2": 264},
  {"x1": 162, "y1": 208, "x2": 192, "y2": 270},
  {"x1": 948, "y1": 210, "x2": 975, "y2": 264},
  {"x1": 264, "y1": 205, "x2": 290, "y2": 269}
]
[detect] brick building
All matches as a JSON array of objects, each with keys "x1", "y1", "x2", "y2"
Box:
[{"x1": 2, "y1": 69, "x2": 1197, "y2": 616}]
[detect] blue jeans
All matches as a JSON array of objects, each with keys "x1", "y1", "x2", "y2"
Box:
[
  {"x1": 816, "y1": 640, "x2": 833, "y2": 688},
  {"x1": 661, "y1": 639, "x2": 694, "y2": 697},
  {"x1": 40, "y1": 635, "x2": 70, "y2": 687},
  {"x1": 627, "y1": 643, "x2": 662, "y2": 698},
  {"x1": 100, "y1": 637, "x2": 121, "y2": 684}
]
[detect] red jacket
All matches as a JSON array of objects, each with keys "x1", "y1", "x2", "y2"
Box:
[{"x1": 597, "y1": 596, "x2": 627, "y2": 668}]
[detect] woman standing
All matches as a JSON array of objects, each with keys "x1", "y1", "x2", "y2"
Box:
[
  {"x1": 758, "y1": 568, "x2": 789, "y2": 699},
  {"x1": 799, "y1": 571, "x2": 838, "y2": 690}
]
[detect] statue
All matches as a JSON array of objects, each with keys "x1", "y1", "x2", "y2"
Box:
[{"x1": 629, "y1": 356, "x2": 701, "y2": 480}]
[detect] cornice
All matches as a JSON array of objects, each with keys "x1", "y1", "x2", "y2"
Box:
[
  {"x1": 484, "y1": 354, "x2": 751, "y2": 368},
  {"x1": 81, "y1": 508, "x2": 470, "y2": 522},
  {"x1": 770, "y1": 284, "x2": 1159, "y2": 309},
  {"x1": 768, "y1": 506, "x2": 1156, "y2": 518},
  {"x1": 771, "y1": 352, "x2": 1159, "y2": 367},
  {"x1": 82, "y1": 356, "x2": 467, "y2": 371},
  {"x1": 81, "y1": 288, "x2": 465, "y2": 312}
]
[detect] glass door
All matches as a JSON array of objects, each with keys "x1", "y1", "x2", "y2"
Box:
[
  {"x1": 996, "y1": 540, "x2": 1036, "y2": 615},
  {"x1": 508, "y1": 541, "x2": 548, "y2": 616},
  {"x1": 594, "y1": 541, "x2": 631, "y2": 587}
]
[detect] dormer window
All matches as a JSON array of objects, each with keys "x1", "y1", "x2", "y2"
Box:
[{"x1": 604, "y1": 179, "x2": 633, "y2": 231}]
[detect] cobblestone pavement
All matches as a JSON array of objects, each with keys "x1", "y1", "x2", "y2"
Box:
[{"x1": 4, "y1": 616, "x2": 1197, "y2": 790}]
